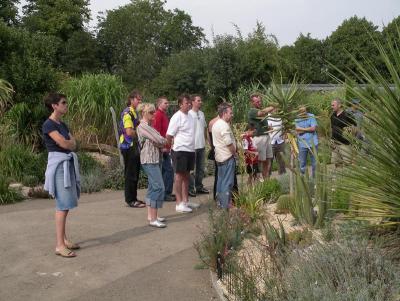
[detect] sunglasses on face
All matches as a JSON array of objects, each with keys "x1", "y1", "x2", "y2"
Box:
[
  {"x1": 147, "y1": 111, "x2": 155, "y2": 114},
  {"x1": 59, "y1": 100, "x2": 67, "y2": 105}
]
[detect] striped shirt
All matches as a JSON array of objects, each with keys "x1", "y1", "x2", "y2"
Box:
[{"x1": 137, "y1": 121, "x2": 166, "y2": 164}]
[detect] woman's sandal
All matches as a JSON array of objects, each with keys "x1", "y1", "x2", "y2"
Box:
[
  {"x1": 65, "y1": 241, "x2": 80, "y2": 250},
  {"x1": 55, "y1": 247, "x2": 76, "y2": 258}
]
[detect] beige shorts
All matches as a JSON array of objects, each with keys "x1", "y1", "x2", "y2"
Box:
[
  {"x1": 252, "y1": 135, "x2": 273, "y2": 161},
  {"x1": 331, "y1": 143, "x2": 352, "y2": 165}
]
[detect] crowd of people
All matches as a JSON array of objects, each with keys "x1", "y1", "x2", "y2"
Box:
[{"x1": 42, "y1": 90, "x2": 362, "y2": 257}]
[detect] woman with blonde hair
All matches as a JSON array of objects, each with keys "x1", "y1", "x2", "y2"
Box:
[{"x1": 137, "y1": 103, "x2": 168, "y2": 228}]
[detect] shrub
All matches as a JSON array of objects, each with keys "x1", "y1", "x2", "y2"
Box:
[
  {"x1": 0, "y1": 144, "x2": 46, "y2": 185},
  {"x1": 0, "y1": 175, "x2": 24, "y2": 205},
  {"x1": 287, "y1": 228, "x2": 313, "y2": 247},
  {"x1": 276, "y1": 173, "x2": 290, "y2": 194},
  {"x1": 103, "y1": 165, "x2": 125, "y2": 190},
  {"x1": 80, "y1": 167, "x2": 105, "y2": 194},
  {"x1": 78, "y1": 152, "x2": 102, "y2": 175},
  {"x1": 281, "y1": 240, "x2": 400, "y2": 301},
  {"x1": 194, "y1": 205, "x2": 246, "y2": 271}
]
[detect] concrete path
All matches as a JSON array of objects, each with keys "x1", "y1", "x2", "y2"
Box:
[{"x1": 0, "y1": 177, "x2": 218, "y2": 301}]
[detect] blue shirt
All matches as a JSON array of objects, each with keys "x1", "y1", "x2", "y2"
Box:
[
  {"x1": 295, "y1": 113, "x2": 318, "y2": 149},
  {"x1": 42, "y1": 119, "x2": 71, "y2": 153}
]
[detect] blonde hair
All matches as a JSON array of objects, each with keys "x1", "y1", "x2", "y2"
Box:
[{"x1": 137, "y1": 103, "x2": 155, "y2": 117}]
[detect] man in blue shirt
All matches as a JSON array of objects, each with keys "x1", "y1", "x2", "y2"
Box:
[{"x1": 295, "y1": 106, "x2": 318, "y2": 177}]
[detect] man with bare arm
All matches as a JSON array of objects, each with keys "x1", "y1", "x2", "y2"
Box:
[
  {"x1": 247, "y1": 94, "x2": 275, "y2": 179},
  {"x1": 166, "y1": 94, "x2": 195, "y2": 213}
]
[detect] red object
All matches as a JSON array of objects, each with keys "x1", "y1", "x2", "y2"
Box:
[
  {"x1": 243, "y1": 135, "x2": 258, "y2": 165},
  {"x1": 153, "y1": 108, "x2": 170, "y2": 150}
]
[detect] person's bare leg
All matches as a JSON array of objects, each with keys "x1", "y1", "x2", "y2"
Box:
[
  {"x1": 56, "y1": 210, "x2": 68, "y2": 250},
  {"x1": 175, "y1": 173, "x2": 183, "y2": 205},
  {"x1": 182, "y1": 173, "x2": 189, "y2": 203},
  {"x1": 147, "y1": 206, "x2": 152, "y2": 220},
  {"x1": 149, "y1": 207, "x2": 157, "y2": 221}
]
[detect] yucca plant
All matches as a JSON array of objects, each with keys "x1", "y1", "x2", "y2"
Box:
[
  {"x1": 330, "y1": 29, "x2": 400, "y2": 227},
  {"x1": 0, "y1": 79, "x2": 14, "y2": 115},
  {"x1": 61, "y1": 73, "x2": 128, "y2": 145}
]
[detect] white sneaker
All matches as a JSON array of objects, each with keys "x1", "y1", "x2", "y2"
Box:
[
  {"x1": 149, "y1": 220, "x2": 166, "y2": 228},
  {"x1": 157, "y1": 217, "x2": 166, "y2": 222},
  {"x1": 176, "y1": 202, "x2": 193, "y2": 213},
  {"x1": 187, "y1": 201, "x2": 200, "y2": 209}
]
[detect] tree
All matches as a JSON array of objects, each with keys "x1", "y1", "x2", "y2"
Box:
[
  {"x1": 60, "y1": 30, "x2": 103, "y2": 75},
  {"x1": 0, "y1": 0, "x2": 19, "y2": 26},
  {"x1": 97, "y1": 0, "x2": 205, "y2": 87},
  {"x1": 325, "y1": 16, "x2": 381, "y2": 81},
  {"x1": 382, "y1": 16, "x2": 400, "y2": 42},
  {"x1": 286, "y1": 33, "x2": 326, "y2": 83},
  {"x1": 22, "y1": 0, "x2": 90, "y2": 41}
]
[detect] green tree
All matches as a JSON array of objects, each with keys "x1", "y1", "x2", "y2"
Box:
[
  {"x1": 97, "y1": 0, "x2": 204, "y2": 87},
  {"x1": 151, "y1": 49, "x2": 207, "y2": 99},
  {"x1": 325, "y1": 16, "x2": 380, "y2": 81},
  {"x1": 22, "y1": 0, "x2": 90, "y2": 41},
  {"x1": 382, "y1": 16, "x2": 400, "y2": 41},
  {"x1": 288, "y1": 33, "x2": 326, "y2": 83},
  {"x1": 0, "y1": 0, "x2": 19, "y2": 26},
  {"x1": 60, "y1": 30, "x2": 102, "y2": 75}
]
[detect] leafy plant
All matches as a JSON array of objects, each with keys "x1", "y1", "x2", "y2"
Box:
[
  {"x1": 80, "y1": 167, "x2": 105, "y2": 193},
  {"x1": 0, "y1": 175, "x2": 23, "y2": 205},
  {"x1": 0, "y1": 78, "x2": 14, "y2": 115},
  {"x1": 275, "y1": 194, "x2": 293, "y2": 214}
]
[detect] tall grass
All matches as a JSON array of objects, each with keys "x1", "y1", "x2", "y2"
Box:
[
  {"x1": 61, "y1": 73, "x2": 128, "y2": 145},
  {"x1": 0, "y1": 79, "x2": 14, "y2": 115}
]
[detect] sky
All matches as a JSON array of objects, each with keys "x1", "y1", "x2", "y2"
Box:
[{"x1": 87, "y1": 0, "x2": 400, "y2": 46}]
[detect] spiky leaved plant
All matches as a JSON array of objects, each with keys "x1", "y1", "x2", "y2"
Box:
[
  {"x1": 330, "y1": 29, "x2": 400, "y2": 227},
  {"x1": 0, "y1": 79, "x2": 14, "y2": 115}
]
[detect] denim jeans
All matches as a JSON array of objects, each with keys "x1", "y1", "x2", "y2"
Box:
[
  {"x1": 142, "y1": 163, "x2": 165, "y2": 209},
  {"x1": 216, "y1": 157, "x2": 235, "y2": 209},
  {"x1": 189, "y1": 148, "x2": 205, "y2": 192},
  {"x1": 299, "y1": 145, "x2": 318, "y2": 178},
  {"x1": 161, "y1": 152, "x2": 174, "y2": 197}
]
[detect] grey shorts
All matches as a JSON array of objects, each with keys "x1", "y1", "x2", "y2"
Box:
[{"x1": 252, "y1": 135, "x2": 273, "y2": 160}]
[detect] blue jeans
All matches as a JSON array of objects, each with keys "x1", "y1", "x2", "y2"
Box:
[
  {"x1": 142, "y1": 164, "x2": 165, "y2": 209},
  {"x1": 161, "y1": 152, "x2": 174, "y2": 198},
  {"x1": 216, "y1": 157, "x2": 235, "y2": 209},
  {"x1": 54, "y1": 161, "x2": 78, "y2": 211},
  {"x1": 299, "y1": 145, "x2": 318, "y2": 178},
  {"x1": 189, "y1": 148, "x2": 205, "y2": 192}
]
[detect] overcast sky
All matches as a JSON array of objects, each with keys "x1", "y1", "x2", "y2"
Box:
[{"x1": 87, "y1": 0, "x2": 399, "y2": 46}]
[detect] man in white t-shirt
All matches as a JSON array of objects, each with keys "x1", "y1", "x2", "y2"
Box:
[
  {"x1": 166, "y1": 94, "x2": 196, "y2": 213},
  {"x1": 188, "y1": 95, "x2": 209, "y2": 197},
  {"x1": 212, "y1": 102, "x2": 236, "y2": 209},
  {"x1": 268, "y1": 108, "x2": 286, "y2": 175}
]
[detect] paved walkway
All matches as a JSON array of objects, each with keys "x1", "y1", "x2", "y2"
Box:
[{"x1": 0, "y1": 177, "x2": 218, "y2": 301}]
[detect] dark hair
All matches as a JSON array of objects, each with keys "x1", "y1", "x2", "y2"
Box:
[
  {"x1": 246, "y1": 123, "x2": 256, "y2": 130},
  {"x1": 190, "y1": 94, "x2": 202, "y2": 102},
  {"x1": 250, "y1": 94, "x2": 261, "y2": 101},
  {"x1": 217, "y1": 102, "x2": 232, "y2": 117},
  {"x1": 177, "y1": 93, "x2": 190, "y2": 106},
  {"x1": 126, "y1": 89, "x2": 142, "y2": 106},
  {"x1": 44, "y1": 92, "x2": 66, "y2": 112}
]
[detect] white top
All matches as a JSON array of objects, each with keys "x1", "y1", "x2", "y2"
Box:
[
  {"x1": 167, "y1": 110, "x2": 195, "y2": 152},
  {"x1": 268, "y1": 115, "x2": 284, "y2": 145},
  {"x1": 189, "y1": 109, "x2": 206, "y2": 149},
  {"x1": 212, "y1": 119, "x2": 236, "y2": 162}
]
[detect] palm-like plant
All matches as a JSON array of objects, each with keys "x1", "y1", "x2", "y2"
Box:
[
  {"x1": 0, "y1": 79, "x2": 14, "y2": 115},
  {"x1": 331, "y1": 30, "x2": 400, "y2": 226}
]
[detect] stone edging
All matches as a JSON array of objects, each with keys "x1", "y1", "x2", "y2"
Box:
[{"x1": 210, "y1": 271, "x2": 228, "y2": 301}]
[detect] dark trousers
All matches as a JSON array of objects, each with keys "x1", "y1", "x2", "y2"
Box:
[
  {"x1": 121, "y1": 146, "x2": 140, "y2": 204},
  {"x1": 161, "y1": 152, "x2": 174, "y2": 197},
  {"x1": 189, "y1": 148, "x2": 205, "y2": 192}
]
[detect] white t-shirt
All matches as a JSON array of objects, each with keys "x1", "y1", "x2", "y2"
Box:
[
  {"x1": 212, "y1": 119, "x2": 236, "y2": 162},
  {"x1": 167, "y1": 110, "x2": 195, "y2": 152},
  {"x1": 189, "y1": 109, "x2": 206, "y2": 149},
  {"x1": 268, "y1": 115, "x2": 284, "y2": 145}
]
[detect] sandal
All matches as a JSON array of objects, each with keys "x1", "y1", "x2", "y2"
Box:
[
  {"x1": 128, "y1": 201, "x2": 146, "y2": 208},
  {"x1": 64, "y1": 240, "x2": 80, "y2": 250},
  {"x1": 55, "y1": 247, "x2": 76, "y2": 258}
]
